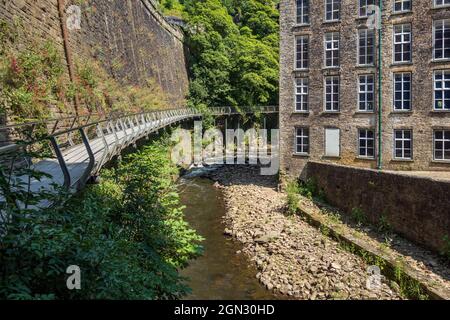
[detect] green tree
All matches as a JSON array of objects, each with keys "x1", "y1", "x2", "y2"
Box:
[{"x1": 181, "y1": 0, "x2": 279, "y2": 109}]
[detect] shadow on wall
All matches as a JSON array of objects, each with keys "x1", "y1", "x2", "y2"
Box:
[{"x1": 304, "y1": 161, "x2": 450, "y2": 254}]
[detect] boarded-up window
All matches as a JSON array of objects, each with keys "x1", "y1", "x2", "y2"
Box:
[{"x1": 325, "y1": 128, "x2": 340, "y2": 157}]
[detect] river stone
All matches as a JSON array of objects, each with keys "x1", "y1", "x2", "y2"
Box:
[
  {"x1": 330, "y1": 262, "x2": 341, "y2": 270},
  {"x1": 212, "y1": 166, "x2": 406, "y2": 300},
  {"x1": 254, "y1": 231, "x2": 280, "y2": 244},
  {"x1": 309, "y1": 265, "x2": 318, "y2": 274}
]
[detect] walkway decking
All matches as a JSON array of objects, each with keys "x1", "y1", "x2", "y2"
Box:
[
  {"x1": 1, "y1": 106, "x2": 279, "y2": 206},
  {"x1": 1, "y1": 109, "x2": 201, "y2": 204},
  {"x1": 31, "y1": 112, "x2": 198, "y2": 193}
]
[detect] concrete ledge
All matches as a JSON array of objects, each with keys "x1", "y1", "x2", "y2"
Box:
[{"x1": 297, "y1": 201, "x2": 450, "y2": 300}]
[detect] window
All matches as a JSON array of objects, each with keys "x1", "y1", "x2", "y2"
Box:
[
  {"x1": 358, "y1": 74, "x2": 375, "y2": 112},
  {"x1": 394, "y1": 129, "x2": 412, "y2": 160},
  {"x1": 359, "y1": 0, "x2": 375, "y2": 17},
  {"x1": 325, "y1": 0, "x2": 340, "y2": 21},
  {"x1": 295, "y1": 128, "x2": 310, "y2": 154},
  {"x1": 325, "y1": 76, "x2": 339, "y2": 111},
  {"x1": 325, "y1": 32, "x2": 339, "y2": 67},
  {"x1": 358, "y1": 29, "x2": 375, "y2": 66},
  {"x1": 295, "y1": 78, "x2": 309, "y2": 112},
  {"x1": 325, "y1": 128, "x2": 340, "y2": 157},
  {"x1": 434, "y1": 70, "x2": 450, "y2": 110},
  {"x1": 296, "y1": 36, "x2": 309, "y2": 70},
  {"x1": 394, "y1": 0, "x2": 411, "y2": 12},
  {"x1": 434, "y1": 0, "x2": 450, "y2": 7},
  {"x1": 358, "y1": 129, "x2": 375, "y2": 158},
  {"x1": 393, "y1": 24, "x2": 411, "y2": 63},
  {"x1": 433, "y1": 20, "x2": 450, "y2": 60},
  {"x1": 297, "y1": 0, "x2": 309, "y2": 25},
  {"x1": 434, "y1": 130, "x2": 450, "y2": 161},
  {"x1": 394, "y1": 73, "x2": 411, "y2": 111}
]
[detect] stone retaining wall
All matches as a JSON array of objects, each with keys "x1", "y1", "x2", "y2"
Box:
[
  {"x1": 0, "y1": 0, "x2": 189, "y2": 113},
  {"x1": 305, "y1": 161, "x2": 450, "y2": 253}
]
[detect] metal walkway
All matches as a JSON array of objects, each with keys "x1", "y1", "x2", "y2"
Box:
[{"x1": 0, "y1": 106, "x2": 278, "y2": 202}]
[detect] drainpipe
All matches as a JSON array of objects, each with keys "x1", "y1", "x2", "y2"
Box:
[
  {"x1": 377, "y1": 0, "x2": 383, "y2": 170},
  {"x1": 57, "y1": 0, "x2": 81, "y2": 116}
]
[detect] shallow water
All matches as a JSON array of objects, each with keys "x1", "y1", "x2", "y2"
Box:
[{"x1": 178, "y1": 176, "x2": 278, "y2": 300}]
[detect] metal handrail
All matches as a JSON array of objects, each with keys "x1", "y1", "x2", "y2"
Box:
[
  {"x1": 0, "y1": 106, "x2": 278, "y2": 132},
  {"x1": 0, "y1": 106, "x2": 278, "y2": 198},
  {"x1": 0, "y1": 107, "x2": 198, "y2": 139},
  {"x1": 0, "y1": 108, "x2": 200, "y2": 194}
]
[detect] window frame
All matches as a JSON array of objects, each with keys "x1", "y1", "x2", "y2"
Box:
[
  {"x1": 295, "y1": 35, "x2": 309, "y2": 70},
  {"x1": 392, "y1": 23, "x2": 412, "y2": 64},
  {"x1": 393, "y1": 129, "x2": 413, "y2": 160},
  {"x1": 393, "y1": 0, "x2": 412, "y2": 13},
  {"x1": 358, "y1": 128, "x2": 376, "y2": 159},
  {"x1": 393, "y1": 72, "x2": 412, "y2": 111},
  {"x1": 434, "y1": 0, "x2": 450, "y2": 8},
  {"x1": 358, "y1": 28, "x2": 375, "y2": 66},
  {"x1": 296, "y1": 0, "x2": 310, "y2": 25},
  {"x1": 358, "y1": 74, "x2": 375, "y2": 112},
  {"x1": 324, "y1": 32, "x2": 340, "y2": 68},
  {"x1": 359, "y1": 0, "x2": 375, "y2": 18},
  {"x1": 324, "y1": 127, "x2": 341, "y2": 157},
  {"x1": 294, "y1": 78, "x2": 309, "y2": 112},
  {"x1": 324, "y1": 0, "x2": 341, "y2": 22},
  {"x1": 433, "y1": 70, "x2": 450, "y2": 111},
  {"x1": 324, "y1": 76, "x2": 340, "y2": 112},
  {"x1": 294, "y1": 127, "x2": 310, "y2": 155},
  {"x1": 433, "y1": 19, "x2": 450, "y2": 61},
  {"x1": 433, "y1": 129, "x2": 450, "y2": 162}
]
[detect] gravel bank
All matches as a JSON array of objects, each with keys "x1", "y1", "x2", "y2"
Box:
[{"x1": 209, "y1": 166, "x2": 402, "y2": 300}]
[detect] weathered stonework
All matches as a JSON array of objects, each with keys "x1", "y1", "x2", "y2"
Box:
[
  {"x1": 0, "y1": 0, "x2": 189, "y2": 113},
  {"x1": 305, "y1": 161, "x2": 450, "y2": 253},
  {"x1": 279, "y1": 0, "x2": 450, "y2": 178}
]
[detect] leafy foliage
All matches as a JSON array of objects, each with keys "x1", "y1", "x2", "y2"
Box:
[
  {"x1": 159, "y1": 0, "x2": 186, "y2": 17},
  {"x1": 75, "y1": 60, "x2": 171, "y2": 113},
  {"x1": 285, "y1": 180, "x2": 300, "y2": 215},
  {"x1": 0, "y1": 19, "x2": 172, "y2": 122},
  {"x1": 351, "y1": 207, "x2": 368, "y2": 226},
  {"x1": 161, "y1": 0, "x2": 280, "y2": 109},
  {"x1": 442, "y1": 235, "x2": 450, "y2": 261},
  {"x1": 0, "y1": 139, "x2": 202, "y2": 299},
  {"x1": 0, "y1": 40, "x2": 68, "y2": 121}
]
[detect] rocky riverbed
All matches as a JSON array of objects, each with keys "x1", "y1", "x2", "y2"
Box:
[{"x1": 208, "y1": 166, "x2": 402, "y2": 300}]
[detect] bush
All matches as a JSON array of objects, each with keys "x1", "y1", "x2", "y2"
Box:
[
  {"x1": 377, "y1": 214, "x2": 392, "y2": 234},
  {"x1": 182, "y1": 0, "x2": 280, "y2": 110},
  {"x1": 0, "y1": 40, "x2": 67, "y2": 121},
  {"x1": 351, "y1": 207, "x2": 367, "y2": 226},
  {"x1": 0, "y1": 139, "x2": 202, "y2": 299},
  {"x1": 286, "y1": 180, "x2": 300, "y2": 215},
  {"x1": 441, "y1": 235, "x2": 450, "y2": 261}
]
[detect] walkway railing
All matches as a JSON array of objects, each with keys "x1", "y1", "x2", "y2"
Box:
[
  {"x1": 0, "y1": 108, "x2": 200, "y2": 196},
  {"x1": 0, "y1": 106, "x2": 278, "y2": 202}
]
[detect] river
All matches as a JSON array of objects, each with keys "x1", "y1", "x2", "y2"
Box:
[{"x1": 178, "y1": 172, "x2": 278, "y2": 300}]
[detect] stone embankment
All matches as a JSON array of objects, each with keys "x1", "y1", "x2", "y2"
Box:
[{"x1": 208, "y1": 166, "x2": 402, "y2": 300}]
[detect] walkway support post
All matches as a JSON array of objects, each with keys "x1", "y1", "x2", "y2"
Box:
[
  {"x1": 78, "y1": 128, "x2": 95, "y2": 190},
  {"x1": 49, "y1": 136, "x2": 71, "y2": 189}
]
